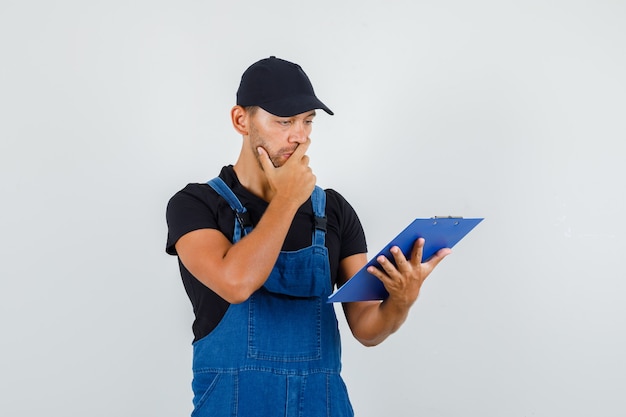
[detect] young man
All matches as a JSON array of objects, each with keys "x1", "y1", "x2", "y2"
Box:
[{"x1": 166, "y1": 56, "x2": 450, "y2": 416}]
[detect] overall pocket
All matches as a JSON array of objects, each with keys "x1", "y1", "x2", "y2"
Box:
[
  {"x1": 262, "y1": 246, "x2": 330, "y2": 297},
  {"x1": 248, "y1": 289, "x2": 322, "y2": 361},
  {"x1": 247, "y1": 247, "x2": 329, "y2": 362},
  {"x1": 191, "y1": 371, "x2": 236, "y2": 417}
]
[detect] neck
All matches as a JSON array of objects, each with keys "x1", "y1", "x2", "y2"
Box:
[{"x1": 233, "y1": 147, "x2": 273, "y2": 202}]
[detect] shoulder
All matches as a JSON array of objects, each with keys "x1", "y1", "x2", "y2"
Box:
[
  {"x1": 167, "y1": 166, "x2": 236, "y2": 214},
  {"x1": 166, "y1": 183, "x2": 222, "y2": 220},
  {"x1": 165, "y1": 169, "x2": 238, "y2": 255},
  {"x1": 322, "y1": 187, "x2": 368, "y2": 258},
  {"x1": 168, "y1": 182, "x2": 215, "y2": 207},
  {"x1": 322, "y1": 187, "x2": 364, "y2": 233},
  {"x1": 323, "y1": 188, "x2": 359, "y2": 215}
]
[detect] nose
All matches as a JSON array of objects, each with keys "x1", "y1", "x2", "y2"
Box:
[{"x1": 288, "y1": 121, "x2": 308, "y2": 144}]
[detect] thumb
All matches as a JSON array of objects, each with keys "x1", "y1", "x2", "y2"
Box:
[{"x1": 257, "y1": 146, "x2": 275, "y2": 172}]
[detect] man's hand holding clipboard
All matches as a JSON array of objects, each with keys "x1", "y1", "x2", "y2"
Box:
[
  {"x1": 328, "y1": 217, "x2": 483, "y2": 303},
  {"x1": 364, "y1": 236, "x2": 452, "y2": 308}
]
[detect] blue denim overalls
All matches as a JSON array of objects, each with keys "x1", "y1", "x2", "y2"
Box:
[{"x1": 190, "y1": 177, "x2": 354, "y2": 417}]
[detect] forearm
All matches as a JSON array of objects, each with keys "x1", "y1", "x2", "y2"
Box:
[
  {"x1": 177, "y1": 195, "x2": 302, "y2": 304},
  {"x1": 220, "y1": 196, "x2": 300, "y2": 296},
  {"x1": 346, "y1": 296, "x2": 413, "y2": 347},
  {"x1": 344, "y1": 240, "x2": 451, "y2": 346}
]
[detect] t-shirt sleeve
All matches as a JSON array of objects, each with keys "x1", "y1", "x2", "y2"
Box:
[
  {"x1": 165, "y1": 184, "x2": 219, "y2": 256},
  {"x1": 327, "y1": 189, "x2": 368, "y2": 260}
]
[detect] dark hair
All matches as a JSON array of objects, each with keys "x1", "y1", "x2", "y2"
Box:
[{"x1": 244, "y1": 106, "x2": 259, "y2": 116}]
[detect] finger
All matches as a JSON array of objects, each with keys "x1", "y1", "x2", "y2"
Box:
[
  {"x1": 367, "y1": 264, "x2": 392, "y2": 285},
  {"x1": 425, "y1": 248, "x2": 452, "y2": 270},
  {"x1": 257, "y1": 146, "x2": 274, "y2": 172},
  {"x1": 375, "y1": 254, "x2": 402, "y2": 279},
  {"x1": 389, "y1": 246, "x2": 410, "y2": 273},
  {"x1": 290, "y1": 137, "x2": 311, "y2": 160},
  {"x1": 410, "y1": 238, "x2": 425, "y2": 266}
]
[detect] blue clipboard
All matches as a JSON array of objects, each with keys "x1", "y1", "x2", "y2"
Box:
[{"x1": 327, "y1": 217, "x2": 483, "y2": 303}]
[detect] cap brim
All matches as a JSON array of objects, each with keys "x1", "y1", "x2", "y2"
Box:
[{"x1": 259, "y1": 95, "x2": 334, "y2": 117}]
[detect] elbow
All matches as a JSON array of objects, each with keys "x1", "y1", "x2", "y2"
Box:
[
  {"x1": 191, "y1": 270, "x2": 257, "y2": 304},
  {"x1": 351, "y1": 329, "x2": 388, "y2": 347},
  {"x1": 351, "y1": 324, "x2": 397, "y2": 347},
  {"x1": 223, "y1": 290, "x2": 253, "y2": 305},
  {"x1": 216, "y1": 276, "x2": 260, "y2": 305},
  {"x1": 357, "y1": 338, "x2": 382, "y2": 348},
  {"x1": 185, "y1": 259, "x2": 262, "y2": 304},
  {"x1": 190, "y1": 261, "x2": 266, "y2": 304}
]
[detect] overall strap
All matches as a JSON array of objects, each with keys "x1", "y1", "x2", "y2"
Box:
[
  {"x1": 207, "y1": 177, "x2": 252, "y2": 242},
  {"x1": 208, "y1": 178, "x2": 326, "y2": 246},
  {"x1": 311, "y1": 186, "x2": 327, "y2": 247}
]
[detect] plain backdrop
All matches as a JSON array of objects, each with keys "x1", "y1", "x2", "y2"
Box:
[{"x1": 1, "y1": 0, "x2": 625, "y2": 416}]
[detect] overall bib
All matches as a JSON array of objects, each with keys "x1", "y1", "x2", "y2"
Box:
[{"x1": 190, "y1": 177, "x2": 353, "y2": 417}]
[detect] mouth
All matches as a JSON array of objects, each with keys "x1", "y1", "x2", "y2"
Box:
[
  {"x1": 281, "y1": 147, "x2": 297, "y2": 159},
  {"x1": 271, "y1": 152, "x2": 294, "y2": 168}
]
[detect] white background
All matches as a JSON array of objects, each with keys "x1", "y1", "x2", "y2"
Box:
[{"x1": 1, "y1": 1, "x2": 625, "y2": 416}]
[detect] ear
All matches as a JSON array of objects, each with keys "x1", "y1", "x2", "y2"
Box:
[{"x1": 231, "y1": 105, "x2": 249, "y2": 136}]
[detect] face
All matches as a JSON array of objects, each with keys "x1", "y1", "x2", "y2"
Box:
[{"x1": 247, "y1": 107, "x2": 316, "y2": 168}]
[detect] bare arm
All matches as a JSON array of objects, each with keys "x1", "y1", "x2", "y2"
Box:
[
  {"x1": 175, "y1": 139, "x2": 316, "y2": 304},
  {"x1": 340, "y1": 239, "x2": 451, "y2": 346}
]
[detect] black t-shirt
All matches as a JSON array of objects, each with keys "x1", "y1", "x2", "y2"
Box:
[{"x1": 166, "y1": 166, "x2": 367, "y2": 342}]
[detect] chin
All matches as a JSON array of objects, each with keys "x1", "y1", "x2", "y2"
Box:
[{"x1": 270, "y1": 157, "x2": 287, "y2": 168}]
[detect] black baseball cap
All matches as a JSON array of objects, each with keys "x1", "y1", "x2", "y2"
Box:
[{"x1": 236, "y1": 56, "x2": 334, "y2": 117}]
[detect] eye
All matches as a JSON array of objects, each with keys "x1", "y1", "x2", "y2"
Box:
[
  {"x1": 305, "y1": 119, "x2": 314, "y2": 125},
  {"x1": 278, "y1": 120, "x2": 292, "y2": 126}
]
